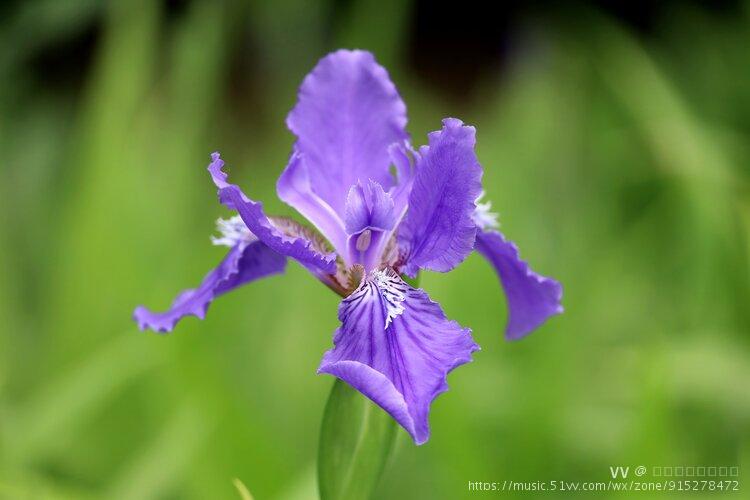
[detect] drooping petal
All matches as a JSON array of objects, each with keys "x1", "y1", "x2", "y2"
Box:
[
  {"x1": 208, "y1": 152, "x2": 337, "y2": 275},
  {"x1": 276, "y1": 152, "x2": 348, "y2": 255},
  {"x1": 474, "y1": 230, "x2": 563, "y2": 340},
  {"x1": 318, "y1": 269, "x2": 479, "y2": 444},
  {"x1": 398, "y1": 118, "x2": 483, "y2": 277},
  {"x1": 286, "y1": 49, "x2": 408, "y2": 216},
  {"x1": 133, "y1": 241, "x2": 286, "y2": 333}
]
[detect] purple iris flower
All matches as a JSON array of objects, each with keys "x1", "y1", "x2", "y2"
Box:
[{"x1": 134, "y1": 50, "x2": 562, "y2": 445}]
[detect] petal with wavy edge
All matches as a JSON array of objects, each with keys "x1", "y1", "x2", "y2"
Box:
[
  {"x1": 318, "y1": 269, "x2": 479, "y2": 444},
  {"x1": 133, "y1": 241, "x2": 286, "y2": 333},
  {"x1": 286, "y1": 50, "x2": 408, "y2": 216},
  {"x1": 474, "y1": 229, "x2": 563, "y2": 340},
  {"x1": 398, "y1": 118, "x2": 483, "y2": 277},
  {"x1": 208, "y1": 152, "x2": 337, "y2": 275}
]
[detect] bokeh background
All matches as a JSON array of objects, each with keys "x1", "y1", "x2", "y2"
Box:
[{"x1": 1, "y1": 0, "x2": 749, "y2": 498}]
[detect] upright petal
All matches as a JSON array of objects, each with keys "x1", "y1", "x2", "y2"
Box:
[
  {"x1": 474, "y1": 230, "x2": 563, "y2": 340},
  {"x1": 318, "y1": 269, "x2": 479, "y2": 444},
  {"x1": 133, "y1": 241, "x2": 286, "y2": 333},
  {"x1": 276, "y1": 153, "x2": 348, "y2": 255},
  {"x1": 398, "y1": 118, "x2": 483, "y2": 277},
  {"x1": 208, "y1": 152, "x2": 337, "y2": 275},
  {"x1": 285, "y1": 50, "x2": 408, "y2": 216}
]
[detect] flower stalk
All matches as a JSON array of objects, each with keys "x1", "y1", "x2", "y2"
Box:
[{"x1": 318, "y1": 379, "x2": 397, "y2": 500}]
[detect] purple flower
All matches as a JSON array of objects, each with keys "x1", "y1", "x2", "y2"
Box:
[{"x1": 134, "y1": 50, "x2": 562, "y2": 444}]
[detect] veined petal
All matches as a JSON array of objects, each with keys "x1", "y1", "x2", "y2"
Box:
[
  {"x1": 318, "y1": 269, "x2": 479, "y2": 444},
  {"x1": 208, "y1": 152, "x2": 337, "y2": 275},
  {"x1": 286, "y1": 49, "x2": 408, "y2": 216},
  {"x1": 133, "y1": 241, "x2": 286, "y2": 333},
  {"x1": 398, "y1": 118, "x2": 483, "y2": 277},
  {"x1": 475, "y1": 230, "x2": 563, "y2": 340},
  {"x1": 276, "y1": 152, "x2": 348, "y2": 255}
]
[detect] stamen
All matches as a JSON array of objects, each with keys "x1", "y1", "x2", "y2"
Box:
[
  {"x1": 355, "y1": 229, "x2": 372, "y2": 252},
  {"x1": 211, "y1": 215, "x2": 256, "y2": 247},
  {"x1": 472, "y1": 191, "x2": 499, "y2": 230}
]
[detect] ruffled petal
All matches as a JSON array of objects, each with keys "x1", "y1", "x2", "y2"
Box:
[
  {"x1": 208, "y1": 152, "x2": 337, "y2": 275},
  {"x1": 474, "y1": 230, "x2": 563, "y2": 340},
  {"x1": 133, "y1": 241, "x2": 286, "y2": 333},
  {"x1": 398, "y1": 118, "x2": 483, "y2": 277},
  {"x1": 318, "y1": 269, "x2": 479, "y2": 444},
  {"x1": 285, "y1": 49, "x2": 408, "y2": 216}
]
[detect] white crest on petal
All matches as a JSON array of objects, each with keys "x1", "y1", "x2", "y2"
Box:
[
  {"x1": 211, "y1": 215, "x2": 257, "y2": 248},
  {"x1": 472, "y1": 191, "x2": 499, "y2": 230},
  {"x1": 370, "y1": 268, "x2": 408, "y2": 328}
]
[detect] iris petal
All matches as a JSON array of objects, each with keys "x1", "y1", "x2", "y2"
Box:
[
  {"x1": 133, "y1": 241, "x2": 286, "y2": 333},
  {"x1": 276, "y1": 152, "x2": 348, "y2": 255},
  {"x1": 398, "y1": 118, "x2": 483, "y2": 277},
  {"x1": 475, "y1": 230, "x2": 563, "y2": 340},
  {"x1": 318, "y1": 269, "x2": 479, "y2": 444},
  {"x1": 208, "y1": 152, "x2": 337, "y2": 275},
  {"x1": 285, "y1": 49, "x2": 408, "y2": 217}
]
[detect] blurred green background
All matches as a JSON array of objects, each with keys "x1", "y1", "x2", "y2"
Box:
[{"x1": 1, "y1": 0, "x2": 749, "y2": 498}]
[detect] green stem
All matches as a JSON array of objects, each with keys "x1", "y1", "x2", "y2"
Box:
[{"x1": 317, "y1": 379, "x2": 396, "y2": 500}]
